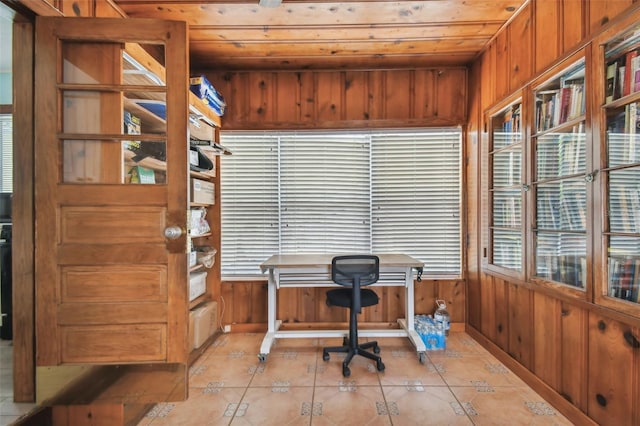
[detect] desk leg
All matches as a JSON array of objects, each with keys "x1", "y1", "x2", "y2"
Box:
[
  {"x1": 259, "y1": 269, "x2": 278, "y2": 362},
  {"x1": 403, "y1": 267, "x2": 427, "y2": 363}
]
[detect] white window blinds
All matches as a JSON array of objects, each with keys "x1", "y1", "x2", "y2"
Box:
[
  {"x1": 0, "y1": 114, "x2": 12, "y2": 192},
  {"x1": 220, "y1": 133, "x2": 279, "y2": 275},
  {"x1": 279, "y1": 132, "x2": 370, "y2": 254},
  {"x1": 220, "y1": 128, "x2": 461, "y2": 277},
  {"x1": 371, "y1": 130, "x2": 461, "y2": 274}
]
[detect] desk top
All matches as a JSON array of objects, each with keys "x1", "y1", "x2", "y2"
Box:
[{"x1": 260, "y1": 253, "x2": 423, "y2": 272}]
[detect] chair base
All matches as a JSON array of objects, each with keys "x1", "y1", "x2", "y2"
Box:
[{"x1": 323, "y1": 340, "x2": 385, "y2": 377}]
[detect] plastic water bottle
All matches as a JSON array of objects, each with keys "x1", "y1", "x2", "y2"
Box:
[{"x1": 434, "y1": 300, "x2": 450, "y2": 336}]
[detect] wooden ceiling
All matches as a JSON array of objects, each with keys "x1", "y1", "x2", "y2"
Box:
[{"x1": 114, "y1": 0, "x2": 528, "y2": 71}]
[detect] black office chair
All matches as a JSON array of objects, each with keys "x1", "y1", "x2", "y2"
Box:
[{"x1": 322, "y1": 255, "x2": 385, "y2": 377}]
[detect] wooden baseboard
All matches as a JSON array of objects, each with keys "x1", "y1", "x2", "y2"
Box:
[{"x1": 465, "y1": 325, "x2": 597, "y2": 426}]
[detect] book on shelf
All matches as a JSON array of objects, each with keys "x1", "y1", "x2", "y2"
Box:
[
  {"x1": 618, "y1": 65, "x2": 626, "y2": 98},
  {"x1": 633, "y1": 54, "x2": 640, "y2": 93},
  {"x1": 606, "y1": 60, "x2": 618, "y2": 103},
  {"x1": 623, "y1": 50, "x2": 638, "y2": 97}
]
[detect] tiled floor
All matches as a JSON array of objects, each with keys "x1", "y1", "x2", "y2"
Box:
[
  {"x1": 0, "y1": 339, "x2": 37, "y2": 426},
  {"x1": 137, "y1": 332, "x2": 574, "y2": 425}
]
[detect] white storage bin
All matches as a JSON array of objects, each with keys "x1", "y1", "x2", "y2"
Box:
[{"x1": 189, "y1": 271, "x2": 207, "y2": 301}]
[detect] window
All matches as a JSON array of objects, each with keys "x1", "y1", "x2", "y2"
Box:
[
  {"x1": 220, "y1": 129, "x2": 461, "y2": 277},
  {"x1": 0, "y1": 114, "x2": 11, "y2": 192}
]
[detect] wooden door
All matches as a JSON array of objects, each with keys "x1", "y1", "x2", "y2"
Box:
[{"x1": 34, "y1": 17, "x2": 189, "y2": 373}]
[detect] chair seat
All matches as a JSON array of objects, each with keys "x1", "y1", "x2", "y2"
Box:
[{"x1": 327, "y1": 288, "x2": 379, "y2": 308}]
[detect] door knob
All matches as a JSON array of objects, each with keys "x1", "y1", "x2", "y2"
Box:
[{"x1": 164, "y1": 226, "x2": 184, "y2": 240}]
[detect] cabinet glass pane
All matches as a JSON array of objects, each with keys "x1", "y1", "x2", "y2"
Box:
[
  {"x1": 493, "y1": 148, "x2": 521, "y2": 187},
  {"x1": 62, "y1": 42, "x2": 165, "y2": 86},
  {"x1": 534, "y1": 63, "x2": 585, "y2": 133},
  {"x1": 608, "y1": 236, "x2": 640, "y2": 303},
  {"x1": 536, "y1": 179, "x2": 586, "y2": 231},
  {"x1": 536, "y1": 232, "x2": 586, "y2": 288},
  {"x1": 492, "y1": 229, "x2": 521, "y2": 271},
  {"x1": 492, "y1": 190, "x2": 521, "y2": 227},
  {"x1": 608, "y1": 167, "x2": 640, "y2": 233},
  {"x1": 536, "y1": 127, "x2": 586, "y2": 180},
  {"x1": 607, "y1": 102, "x2": 640, "y2": 167}
]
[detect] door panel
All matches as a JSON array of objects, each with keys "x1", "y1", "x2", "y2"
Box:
[{"x1": 34, "y1": 16, "x2": 189, "y2": 389}]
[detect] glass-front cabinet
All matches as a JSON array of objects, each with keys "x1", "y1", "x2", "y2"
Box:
[
  {"x1": 489, "y1": 99, "x2": 524, "y2": 274},
  {"x1": 531, "y1": 57, "x2": 588, "y2": 293},
  {"x1": 600, "y1": 26, "x2": 640, "y2": 313}
]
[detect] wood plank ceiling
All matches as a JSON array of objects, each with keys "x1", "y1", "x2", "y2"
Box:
[{"x1": 115, "y1": 0, "x2": 528, "y2": 71}]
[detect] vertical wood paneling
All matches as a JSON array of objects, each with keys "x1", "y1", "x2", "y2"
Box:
[
  {"x1": 315, "y1": 72, "x2": 343, "y2": 122},
  {"x1": 494, "y1": 31, "x2": 510, "y2": 100},
  {"x1": 384, "y1": 70, "x2": 412, "y2": 120},
  {"x1": 275, "y1": 73, "x2": 301, "y2": 123},
  {"x1": 588, "y1": 0, "x2": 634, "y2": 35},
  {"x1": 12, "y1": 19, "x2": 36, "y2": 402},
  {"x1": 533, "y1": 292, "x2": 560, "y2": 389},
  {"x1": 207, "y1": 68, "x2": 464, "y2": 128},
  {"x1": 247, "y1": 72, "x2": 275, "y2": 123},
  {"x1": 534, "y1": 0, "x2": 560, "y2": 73},
  {"x1": 368, "y1": 70, "x2": 385, "y2": 121},
  {"x1": 562, "y1": 0, "x2": 584, "y2": 52},
  {"x1": 435, "y1": 68, "x2": 466, "y2": 123},
  {"x1": 414, "y1": 279, "x2": 436, "y2": 316},
  {"x1": 299, "y1": 72, "x2": 316, "y2": 123},
  {"x1": 413, "y1": 69, "x2": 436, "y2": 120},
  {"x1": 494, "y1": 277, "x2": 509, "y2": 351},
  {"x1": 232, "y1": 283, "x2": 252, "y2": 324},
  {"x1": 481, "y1": 43, "x2": 496, "y2": 110},
  {"x1": 560, "y1": 301, "x2": 587, "y2": 411},
  {"x1": 587, "y1": 312, "x2": 636, "y2": 426},
  {"x1": 480, "y1": 273, "x2": 496, "y2": 340},
  {"x1": 508, "y1": 3, "x2": 533, "y2": 91},
  {"x1": 344, "y1": 71, "x2": 369, "y2": 121},
  {"x1": 507, "y1": 283, "x2": 532, "y2": 368}
]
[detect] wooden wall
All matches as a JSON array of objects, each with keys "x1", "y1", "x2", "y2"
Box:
[
  {"x1": 205, "y1": 68, "x2": 467, "y2": 130},
  {"x1": 467, "y1": 1, "x2": 640, "y2": 425},
  {"x1": 207, "y1": 66, "x2": 469, "y2": 328}
]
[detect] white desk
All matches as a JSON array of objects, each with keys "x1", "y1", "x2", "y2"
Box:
[{"x1": 258, "y1": 253, "x2": 427, "y2": 363}]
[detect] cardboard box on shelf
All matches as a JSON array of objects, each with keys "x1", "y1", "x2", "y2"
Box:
[
  {"x1": 191, "y1": 178, "x2": 215, "y2": 205},
  {"x1": 192, "y1": 301, "x2": 218, "y2": 349}
]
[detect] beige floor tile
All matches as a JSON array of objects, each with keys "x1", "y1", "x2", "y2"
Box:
[
  {"x1": 432, "y1": 354, "x2": 527, "y2": 388},
  {"x1": 250, "y1": 352, "x2": 317, "y2": 387},
  {"x1": 449, "y1": 386, "x2": 575, "y2": 425},
  {"x1": 229, "y1": 386, "x2": 313, "y2": 426},
  {"x1": 382, "y1": 385, "x2": 474, "y2": 425},
  {"x1": 137, "y1": 387, "x2": 245, "y2": 426},
  {"x1": 377, "y1": 349, "x2": 446, "y2": 387},
  {"x1": 270, "y1": 337, "x2": 320, "y2": 355},
  {"x1": 190, "y1": 354, "x2": 259, "y2": 388},
  {"x1": 311, "y1": 385, "x2": 391, "y2": 426},
  {"x1": 206, "y1": 333, "x2": 264, "y2": 356},
  {"x1": 427, "y1": 332, "x2": 493, "y2": 358},
  {"x1": 315, "y1": 351, "x2": 382, "y2": 387}
]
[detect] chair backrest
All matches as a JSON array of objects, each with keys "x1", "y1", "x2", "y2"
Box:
[{"x1": 332, "y1": 255, "x2": 379, "y2": 287}]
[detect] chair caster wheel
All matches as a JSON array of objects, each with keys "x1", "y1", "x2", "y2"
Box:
[
  {"x1": 323, "y1": 352, "x2": 330, "y2": 362},
  {"x1": 342, "y1": 365, "x2": 351, "y2": 377},
  {"x1": 373, "y1": 345, "x2": 381, "y2": 354},
  {"x1": 376, "y1": 360, "x2": 385, "y2": 372},
  {"x1": 342, "y1": 336, "x2": 349, "y2": 346}
]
